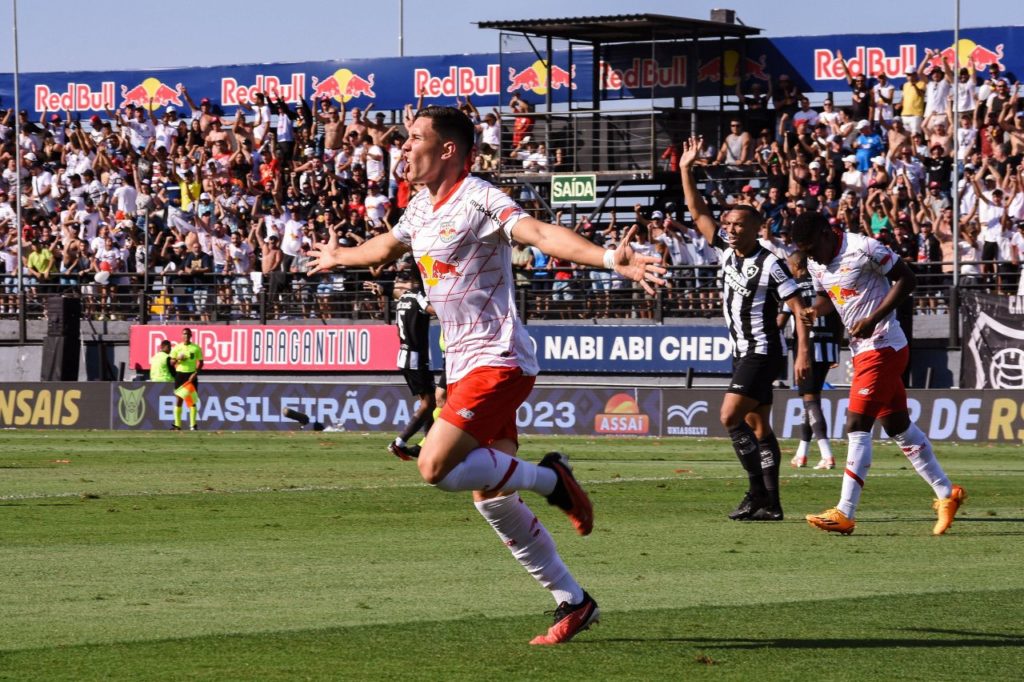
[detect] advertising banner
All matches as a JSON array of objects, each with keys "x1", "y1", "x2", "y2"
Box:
[
  {"x1": 3, "y1": 27, "x2": 1019, "y2": 116},
  {"x1": 0, "y1": 382, "x2": 111, "y2": 429},
  {"x1": 111, "y1": 381, "x2": 662, "y2": 435},
  {"x1": 959, "y1": 292, "x2": 1024, "y2": 390},
  {"x1": 128, "y1": 324, "x2": 400, "y2": 372},
  {"x1": 429, "y1": 325, "x2": 733, "y2": 374}
]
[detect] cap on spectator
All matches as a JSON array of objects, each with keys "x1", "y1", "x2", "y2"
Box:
[
  {"x1": 90, "y1": 114, "x2": 101, "y2": 124},
  {"x1": 166, "y1": 106, "x2": 176, "y2": 113},
  {"x1": 141, "y1": 179, "x2": 151, "y2": 185},
  {"x1": 964, "y1": 164, "x2": 975, "y2": 172},
  {"x1": 651, "y1": 210, "x2": 665, "y2": 219},
  {"x1": 983, "y1": 173, "x2": 995, "y2": 180},
  {"x1": 929, "y1": 181, "x2": 940, "y2": 189},
  {"x1": 200, "y1": 192, "x2": 211, "y2": 201},
  {"x1": 173, "y1": 241, "x2": 187, "y2": 249},
  {"x1": 842, "y1": 155, "x2": 857, "y2": 164},
  {"x1": 49, "y1": 114, "x2": 60, "y2": 122},
  {"x1": 905, "y1": 68, "x2": 916, "y2": 74},
  {"x1": 367, "y1": 181, "x2": 379, "y2": 189},
  {"x1": 210, "y1": 117, "x2": 221, "y2": 125},
  {"x1": 201, "y1": 97, "x2": 211, "y2": 105},
  {"x1": 828, "y1": 217, "x2": 839, "y2": 225},
  {"x1": 871, "y1": 156, "x2": 885, "y2": 165},
  {"x1": 856, "y1": 120, "x2": 870, "y2": 130},
  {"x1": 808, "y1": 161, "x2": 821, "y2": 169},
  {"x1": 24, "y1": 152, "x2": 37, "y2": 162},
  {"x1": 796, "y1": 199, "x2": 806, "y2": 206},
  {"x1": 740, "y1": 185, "x2": 753, "y2": 194}
]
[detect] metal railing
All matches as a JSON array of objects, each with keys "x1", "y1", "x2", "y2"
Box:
[{"x1": 2, "y1": 261, "x2": 1016, "y2": 341}]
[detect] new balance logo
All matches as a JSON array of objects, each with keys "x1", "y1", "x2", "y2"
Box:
[
  {"x1": 457, "y1": 408, "x2": 475, "y2": 420},
  {"x1": 858, "y1": 387, "x2": 873, "y2": 396},
  {"x1": 731, "y1": 384, "x2": 744, "y2": 390}
]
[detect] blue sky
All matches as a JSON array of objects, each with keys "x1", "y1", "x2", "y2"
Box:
[{"x1": 1, "y1": 0, "x2": 1018, "y2": 73}]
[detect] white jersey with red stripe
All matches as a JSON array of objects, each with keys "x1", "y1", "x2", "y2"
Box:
[
  {"x1": 806, "y1": 231, "x2": 907, "y2": 357},
  {"x1": 391, "y1": 175, "x2": 539, "y2": 383}
]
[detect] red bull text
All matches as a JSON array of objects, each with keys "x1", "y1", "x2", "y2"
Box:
[
  {"x1": 34, "y1": 82, "x2": 116, "y2": 112},
  {"x1": 222, "y1": 74, "x2": 306, "y2": 106},
  {"x1": 815, "y1": 45, "x2": 918, "y2": 80},
  {"x1": 600, "y1": 57, "x2": 687, "y2": 91},
  {"x1": 413, "y1": 66, "x2": 501, "y2": 99}
]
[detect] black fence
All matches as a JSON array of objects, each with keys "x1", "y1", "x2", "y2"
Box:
[{"x1": 1, "y1": 261, "x2": 1015, "y2": 342}]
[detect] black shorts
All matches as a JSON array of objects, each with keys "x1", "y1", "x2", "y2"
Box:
[
  {"x1": 174, "y1": 371, "x2": 199, "y2": 389},
  {"x1": 437, "y1": 366, "x2": 447, "y2": 391},
  {"x1": 797, "y1": 360, "x2": 832, "y2": 396},
  {"x1": 402, "y1": 367, "x2": 435, "y2": 397},
  {"x1": 981, "y1": 241, "x2": 999, "y2": 262},
  {"x1": 727, "y1": 354, "x2": 784, "y2": 405}
]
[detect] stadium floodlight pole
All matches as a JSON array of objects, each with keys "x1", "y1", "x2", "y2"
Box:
[
  {"x1": 398, "y1": 0, "x2": 404, "y2": 57},
  {"x1": 951, "y1": 0, "x2": 961, "y2": 289},
  {"x1": 11, "y1": 0, "x2": 25, "y2": 339}
]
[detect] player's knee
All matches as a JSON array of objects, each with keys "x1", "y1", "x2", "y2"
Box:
[
  {"x1": 720, "y1": 408, "x2": 742, "y2": 430},
  {"x1": 417, "y1": 456, "x2": 446, "y2": 486}
]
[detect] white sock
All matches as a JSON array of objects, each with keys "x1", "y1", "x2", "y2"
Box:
[
  {"x1": 892, "y1": 423, "x2": 952, "y2": 499},
  {"x1": 475, "y1": 494, "x2": 583, "y2": 606},
  {"x1": 817, "y1": 439, "x2": 834, "y2": 460},
  {"x1": 436, "y1": 447, "x2": 557, "y2": 496},
  {"x1": 394, "y1": 437, "x2": 407, "y2": 447},
  {"x1": 795, "y1": 441, "x2": 810, "y2": 458},
  {"x1": 837, "y1": 431, "x2": 872, "y2": 519}
]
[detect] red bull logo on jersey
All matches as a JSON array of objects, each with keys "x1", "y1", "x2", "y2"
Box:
[
  {"x1": 120, "y1": 77, "x2": 184, "y2": 111},
  {"x1": 507, "y1": 60, "x2": 576, "y2": 95},
  {"x1": 438, "y1": 221, "x2": 457, "y2": 243},
  {"x1": 600, "y1": 57, "x2": 687, "y2": 91},
  {"x1": 697, "y1": 51, "x2": 771, "y2": 85},
  {"x1": 827, "y1": 285, "x2": 860, "y2": 306},
  {"x1": 311, "y1": 69, "x2": 376, "y2": 104},
  {"x1": 925, "y1": 39, "x2": 1005, "y2": 72},
  {"x1": 34, "y1": 82, "x2": 116, "y2": 113},
  {"x1": 417, "y1": 254, "x2": 461, "y2": 286}
]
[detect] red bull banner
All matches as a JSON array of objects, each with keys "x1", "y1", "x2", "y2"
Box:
[
  {"x1": 3, "y1": 26, "x2": 1020, "y2": 116},
  {"x1": 128, "y1": 324, "x2": 401, "y2": 372}
]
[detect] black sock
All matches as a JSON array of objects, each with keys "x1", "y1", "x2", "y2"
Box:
[
  {"x1": 758, "y1": 433, "x2": 782, "y2": 509},
  {"x1": 400, "y1": 406, "x2": 432, "y2": 442},
  {"x1": 728, "y1": 423, "x2": 766, "y2": 496},
  {"x1": 805, "y1": 398, "x2": 828, "y2": 441}
]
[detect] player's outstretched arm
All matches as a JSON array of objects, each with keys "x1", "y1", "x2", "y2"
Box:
[
  {"x1": 307, "y1": 230, "x2": 409, "y2": 275},
  {"x1": 679, "y1": 136, "x2": 719, "y2": 245},
  {"x1": 511, "y1": 218, "x2": 666, "y2": 294}
]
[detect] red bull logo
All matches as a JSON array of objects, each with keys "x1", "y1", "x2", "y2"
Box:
[
  {"x1": 827, "y1": 285, "x2": 860, "y2": 306},
  {"x1": 697, "y1": 51, "x2": 771, "y2": 85},
  {"x1": 815, "y1": 45, "x2": 918, "y2": 80},
  {"x1": 311, "y1": 69, "x2": 376, "y2": 104},
  {"x1": 926, "y1": 38, "x2": 1005, "y2": 72},
  {"x1": 120, "y1": 77, "x2": 184, "y2": 110},
  {"x1": 34, "y1": 81, "x2": 116, "y2": 113},
  {"x1": 507, "y1": 60, "x2": 576, "y2": 95},
  {"x1": 600, "y1": 57, "x2": 687, "y2": 91},
  {"x1": 413, "y1": 65, "x2": 500, "y2": 99},
  {"x1": 221, "y1": 74, "x2": 306, "y2": 106},
  {"x1": 416, "y1": 254, "x2": 461, "y2": 286}
]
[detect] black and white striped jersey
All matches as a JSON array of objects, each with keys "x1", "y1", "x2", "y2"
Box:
[
  {"x1": 714, "y1": 234, "x2": 800, "y2": 358},
  {"x1": 783, "y1": 274, "x2": 843, "y2": 364}
]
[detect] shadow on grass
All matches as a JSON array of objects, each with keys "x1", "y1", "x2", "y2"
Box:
[{"x1": 590, "y1": 634, "x2": 1024, "y2": 649}]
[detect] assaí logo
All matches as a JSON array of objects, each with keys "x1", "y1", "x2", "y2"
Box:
[{"x1": 666, "y1": 401, "x2": 709, "y2": 436}]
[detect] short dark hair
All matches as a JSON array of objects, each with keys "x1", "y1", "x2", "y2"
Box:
[
  {"x1": 414, "y1": 106, "x2": 475, "y2": 159},
  {"x1": 724, "y1": 204, "x2": 762, "y2": 225},
  {"x1": 790, "y1": 211, "x2": 830, "y2": 246}
]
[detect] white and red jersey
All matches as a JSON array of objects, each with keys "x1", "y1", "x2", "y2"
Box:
[
  {"x1": 391, "y1": 175, "x2": 538, "y2": 383},
  {"x1": 806, "y1": 231, "x2": 907, "y2": 357}
]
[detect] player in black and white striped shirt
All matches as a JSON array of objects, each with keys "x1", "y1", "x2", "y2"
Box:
[
  {"x1": 779, "y1": 252, "x2": 843, "y2": 470},
  {"x1": 681, "y1": 136, "x2": 811, "y2": 521}
]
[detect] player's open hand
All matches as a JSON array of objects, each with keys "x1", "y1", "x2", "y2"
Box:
[
  {"x1": 798, "y1": 307, "x2": 817, "y2": 326},
  {"x1": 794, "y1": 351, "x2": 811, "y2": 384},
  {"x1": 612, "y1": 225, "x2": 667, "y2": 295},
  {"x1": 306, "y1": 228, "x2": 341, "y2": 276}
]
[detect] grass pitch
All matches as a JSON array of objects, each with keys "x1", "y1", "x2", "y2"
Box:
[{"x1": 1, "y1": 431, "x2": 1022, "y2": 681}]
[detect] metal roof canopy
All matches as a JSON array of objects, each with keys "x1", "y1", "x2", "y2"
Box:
[{"x1": 475, "y1": 13, "x2": 761, "y2": 44}]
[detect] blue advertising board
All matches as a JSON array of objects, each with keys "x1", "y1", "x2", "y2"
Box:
[
  {"x1": 429, "y1": 325, "x2": 733, "y2": 374},
  {"x1": 1, "y1": 26, "x2": 1019, "y2": 116}
]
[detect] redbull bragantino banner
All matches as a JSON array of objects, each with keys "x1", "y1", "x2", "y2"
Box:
[
  {"x1": 0, "y1": 382, "x2": 1021, "y2": 441},
  {"x1": 1, "y1": 26, "x2": 1019, "y2": 115},
  {"x1": 960, "y1": 292, "x2": 1024, "y2": 390}
]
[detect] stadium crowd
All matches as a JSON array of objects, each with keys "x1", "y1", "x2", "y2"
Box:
[{"x1": 0, "y1": 51, "x2": 1022, "y2": 322}]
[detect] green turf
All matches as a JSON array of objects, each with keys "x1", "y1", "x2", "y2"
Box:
[{"x1": 1, "y1": 432, "x2": 1022, "y2": 680}]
